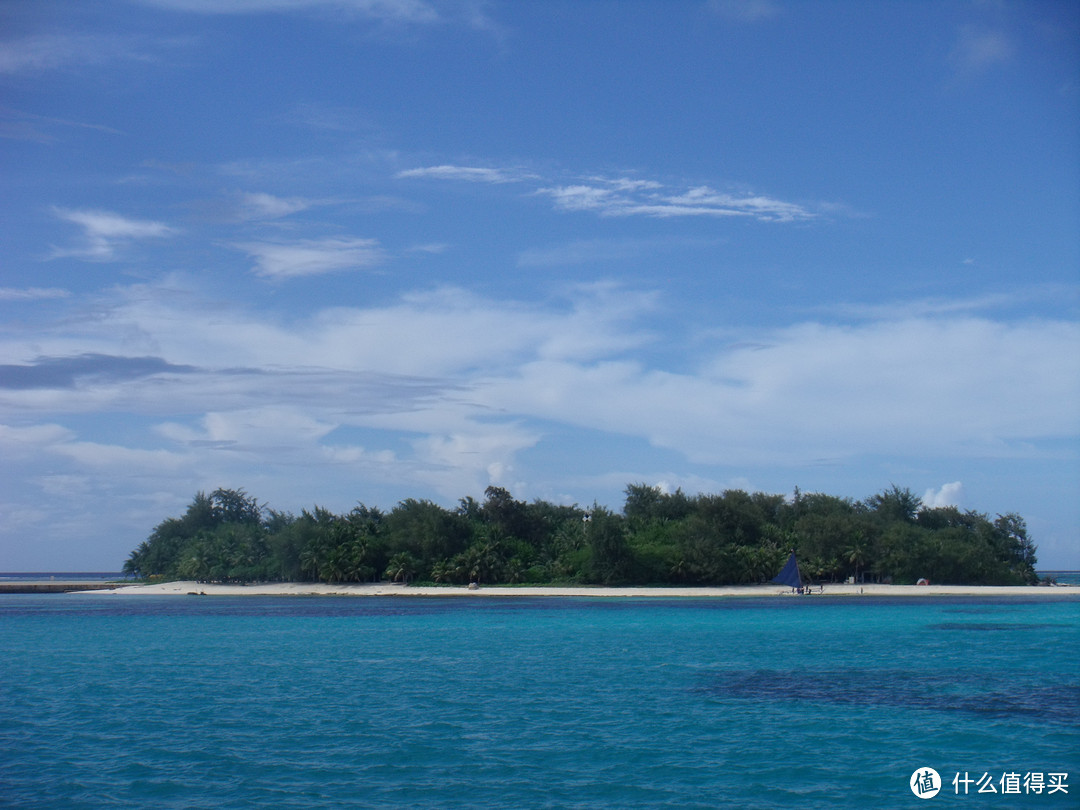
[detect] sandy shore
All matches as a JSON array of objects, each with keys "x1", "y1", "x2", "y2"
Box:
[{"x1": 80, "y1": 581, "x2": 1078, "y2": 598}]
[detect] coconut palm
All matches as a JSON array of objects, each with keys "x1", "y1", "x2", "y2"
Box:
[{"x1": 385, "y1": 552, "x2": 419, "y2": 584}]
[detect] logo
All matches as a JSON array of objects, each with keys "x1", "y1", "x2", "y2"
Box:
[{"x1": 911, "y1": 768, "x2": 941, "y2": 799}]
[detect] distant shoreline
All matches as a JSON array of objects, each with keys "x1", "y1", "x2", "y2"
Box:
[{"x1": 62, "y1": 580, "x2": 1080, "y2": 598}]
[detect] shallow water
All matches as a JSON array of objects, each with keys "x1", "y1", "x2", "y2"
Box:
[{"x1": 2, "y1": 595, "x2": 1077, "y2": 808}]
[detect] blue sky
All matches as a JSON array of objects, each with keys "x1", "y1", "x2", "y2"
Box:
[{"x1": 2, "y1": 0, "x2": 1078, "y2": 570}]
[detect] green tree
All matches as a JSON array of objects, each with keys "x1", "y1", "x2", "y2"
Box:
[
  {"x1": 383, "y1": 499, "x2": 470, "y2": 570},
  {"x1": 210, "y1": 488, "x2": 263, "y2": 525},
  {"x1": 123, "y1": 483, "x2": 1040, "y2": 588},
  {"x1": 385, "y1": 551, "x2": 420, "y2": 584},
  {"x1": 585, "y1": 505, "x2": 630, "y2": 584},
  {"x1": 865, "y1": 485, "x2": 922, "y2": 523}
]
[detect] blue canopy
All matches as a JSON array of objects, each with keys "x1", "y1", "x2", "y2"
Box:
[{"x1": 771, "y1": 552, "x2": 802, "y2": 588}]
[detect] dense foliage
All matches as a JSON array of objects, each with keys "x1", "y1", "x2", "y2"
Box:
[{"x1": 123, "y1": 485, "x2": 1039, "y2": 586}]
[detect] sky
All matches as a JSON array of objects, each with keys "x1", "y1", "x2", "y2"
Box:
[{"x1": 1, "y1": 0, "x2": 1078, "y2": 571}]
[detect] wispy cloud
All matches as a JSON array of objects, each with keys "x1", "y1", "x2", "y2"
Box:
[
  {"x1": 235, "y1": 236, "x2": 385, "y2": 278},
  {"x1": 2, "y1": 281, "x2": 1077, "y2": 563},
  {"x1": 951, "y1": 26, "x2": 1014, "y2": 77},
  {"x1": 536, "y1": 178, "x2": 814, "y2": 222},
  {"x1": 708, "y1": 0, "x2": 780, "y2": 23},
  {"x1": 0, "y1": 354, "x2": 196, "y2": 391},
  {"x1": 0, "y1": 106, "x2": 122, "y2": 143},
  {"x1": 156, "y1": 406, "x2": 337, "y2": 451},
  {"x1": 5, "y1": 281, "x2": 1078, "y2": 482},
  {"x1": 396, "y1": 164, "x2": 529, "y2": 183},
  {"x1": 398, "y1": 163, "x2": 816, "y2": 223},
  {"x1": 132, "y1": 0, "x2": 441, "y2": 24},
  {"x1": 517, "y1": 236, "x2": 721, "y2": 268},
  {"x1": 0, "y1": 287, "x2": 71, "y2": 301},
  {"x1": 237, "y1": 191, "x2": 318, "y2": 220},
  {"x1": 50, "y1": 208, "x2": 178, "y2": 260},
  {"x1": 0, "y1": 34, "x2": 131, "y2": 74},
  {"x1": 825, "y1": 286, "x2": 1080, "y2": 321}
]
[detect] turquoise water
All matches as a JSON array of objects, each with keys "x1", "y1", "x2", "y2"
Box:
[{"x1": 2, "y1": 596, "x2": 1077, "y2": 809}]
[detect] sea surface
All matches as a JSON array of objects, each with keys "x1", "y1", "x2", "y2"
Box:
[{"x1": 1, "y1": 595, "x2": 1077, "y2": 809}]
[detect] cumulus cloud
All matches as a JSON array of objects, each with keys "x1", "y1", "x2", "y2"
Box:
[
  {"x1": 2, "y1": 278, "x2": 1071, "y2": 533},
  {"x1": 411, "y1": 425, "x2": 541, "y2": 496},
  {"x1": 4, "y1": 281, "x2": 1078, "y2": 515},
  {"x1": 923, "y1": 481, "x2": 964, "y2": 509},
  {"x1": 51, "y1": 208, "x2": 178, "y2": 260},
  {"x1": 474, "y1": 315, "x2": 1080, "y2": 466},
  {"x1": 235, "y1": 236, "x2": 385, "y2": 278}
]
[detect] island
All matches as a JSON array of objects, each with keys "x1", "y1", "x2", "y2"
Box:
[{"x1": 118, "y1": 484, "x2": 1043, "y2": 591}]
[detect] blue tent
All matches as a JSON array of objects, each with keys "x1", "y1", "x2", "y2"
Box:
[{"x1": 771, "y1": 552, "x2": 802, "y2": 589}]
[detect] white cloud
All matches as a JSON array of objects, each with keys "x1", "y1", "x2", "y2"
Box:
[
  {"x1": 535, "y1": 178, "x2": 814, "y2": 222},
  {"x1": 158, "y1": 407, "x2": 337, "y2": 451},
  {"x1": 238, "y1": 192, "x2": 316, "y2": 219},
  {"x1": 952, "y1": 26, "x2": 1014, "y2": 76},
  {"x1": 236, "y1": 236, "x2": 385, "y2": 278},
  {"x1": 709, "y1": 0, "x2": 780, "y2": 23},
  {"x1": 132, "y1": 0, "x2": 440, "y2": 24},
  {"x1": 658, "y1": 187, "x2": 812, "y2": 222},
  {"x1": 923, "y1": 481, "x2": 964, "y2": 509},
  {"x1": 0, "y1": 34, "x2": 137, "y2": 74},
  {"x1": 537, "y1": 184, "x2": 616, "y2": 212},
  {"x1": 411, "y1": 425, "x2": 540, "y2": 497},
  {"x1": 51, "y1": 208, "x2": 178, "y2": 260},
  {"x1": 477, "y1": 316, "x2": 1080, "y2": 466},
  {"x1": 395, "y1": 164, "x2": 816, "y2": 223},
  {"x1": 0, "y1": 107, "x2": 123, "y2": 143},
  {"x1": 0, "y1": 287, "x2": 70, "y2": 301},
  {"x1": 517, "y1": 236, "x2": 723, "y2": 268},
  {"x1": 53, "y1": 441, "x2": 190, "y2": 470},
  {"x1": 396, "y1": 164, "x2": 526, "y2": 183},
  {"x1": 4, "y1": 281, "x2": 1078, "y2": 514},
  {"x1": 827, "y1": 291, "x2": 1045, "y2": 320},
  {"x1": 0, "y1": 423, "x2": 76, "y2": 455}
]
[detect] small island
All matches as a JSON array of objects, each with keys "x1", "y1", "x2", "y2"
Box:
[{"x1": 121, "y1": 484, "x2": 1040, "y2": 589}]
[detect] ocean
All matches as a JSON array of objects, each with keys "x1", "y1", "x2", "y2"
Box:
[{"x1": 1, "y1": 595, "x2": 1077, "y2": 809}]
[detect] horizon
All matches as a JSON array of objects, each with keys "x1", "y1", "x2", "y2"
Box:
[{"x1": 2, "y1": 0, "x2": 1078, "y2": 570}]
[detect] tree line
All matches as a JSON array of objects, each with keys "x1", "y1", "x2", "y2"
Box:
[{"x1": 122, "y1": 484, "x2": 1039, "y2": 586}]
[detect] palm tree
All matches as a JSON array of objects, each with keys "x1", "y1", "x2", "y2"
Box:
[
  {"x1": 430, "y1": 560, "x2": 451, "y2": 584},
  {"x1": 845, "y1": 533, "x2": 869, "y2": 583},
  {"x1": 385, "y1": 552, "x2": 418, "y2": 584}
]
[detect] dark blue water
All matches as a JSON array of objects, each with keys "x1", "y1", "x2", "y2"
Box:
[{"x1": 2, "y1": 595, "x2": 1077, "y2": 808}]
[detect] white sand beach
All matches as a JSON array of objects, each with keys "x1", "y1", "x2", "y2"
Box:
[{"x1": 83, "y1": 581, "x2": 1077, "y2": 598}]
